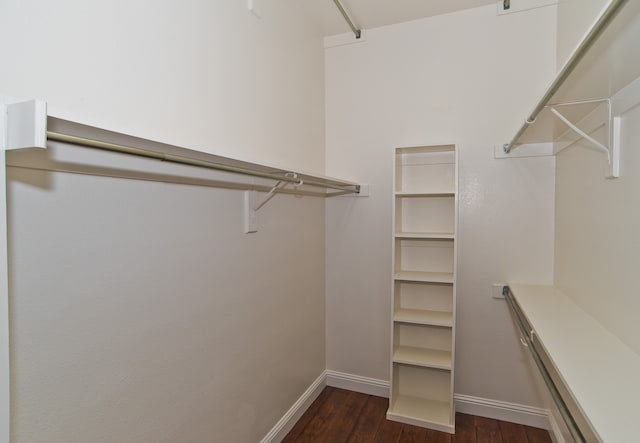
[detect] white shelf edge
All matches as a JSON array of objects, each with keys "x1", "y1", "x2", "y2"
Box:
[
  {"x1": 387, "y1": 395, "x2": 454, "y2": 433},
  {"x1": 393, "y1": 271, "x2": 454, "y2": 284},
  {"x1": 394, "y1": 232, "x2": 455, "y2": 240},
  {"x1": 395, "y1": 192, "x2": 455, "y2": 197},
  {"x1": 393, "y1": 346, "x2": 452, "y2": 370},
  {"x1": 394, "y1": 308, "x2": 453, "y2": 327}
]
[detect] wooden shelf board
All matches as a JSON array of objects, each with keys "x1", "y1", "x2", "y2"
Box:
[
  {"x1": 387, "y1": 395, "x2": 454, "y2": 433},
  {"x1": 396, "y1": 145, "x2": 455, "y2": 154},
  {"x1": 395, "y1": 192, "x2": 455, "y2": 198},
  {"x1": 393, "y1": 346, "x2": 452, "y2": 370},
  {"x1": 395, "y1": 232, "x2": 454, "y2": 240},
  {"x1": 394, "y1": 308, "x2": 453, "y2": 327},
  {"x1": 394, "y1": 271, "x2": 454, "y2": 284}
]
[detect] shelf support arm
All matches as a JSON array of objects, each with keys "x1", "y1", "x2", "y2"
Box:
[
  {"x1": 254, "y1": 173, "x2": 302, "y2": 211},
  {"x1": 548, "y1": 106, "x2": 609, "y2": 156}
]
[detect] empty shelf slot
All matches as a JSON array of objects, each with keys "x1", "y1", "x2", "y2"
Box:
[
  {"x1": 394, "y1": 308, "x2": 453, "y2": 327},
  {"x1": 394, "y1": 271, "x2": 454, "y2": 284},
  {"x1": 395, "y1": 232, "x2": 454, "y2": 239},
  {"x1": 387, "y1": 395, "x2": 453, "y2": 431},
  {"x1": 393, "y1": 346, "x2": 452, "y2": 370}
]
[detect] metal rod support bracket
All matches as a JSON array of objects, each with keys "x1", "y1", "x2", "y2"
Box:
[
  {"x1": 254, "y1": 173, "x2": 302, "y2": 212},
  {"x1": 0, "y1": 99, "x2": 47, "y2": 151}
]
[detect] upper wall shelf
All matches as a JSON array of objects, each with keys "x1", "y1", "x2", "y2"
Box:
[
  {"x1": 504, "y1": 0, "x2": 640, "y2": 177},
  {"x1": 1, "y1": 101, "x2": 361, "y2": 197}
]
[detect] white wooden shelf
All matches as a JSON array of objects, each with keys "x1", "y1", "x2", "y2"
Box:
[
  {"x1": 387, "y1": 395, "x2": 453, "y2": 433},
  {"x1": 395, "y1": 192, "x2": 454, "y2": 198},
  {"x1": 508, "y1": 284, "x2": 640, "y2": 442},
  {"x1": 394, "y1": 308, "x2": 453, "y2": 327},
  {"x1": 506, "y1": 0, "x2": 640, "y2": 160},
  {"x1": 393, "y1": 346, "x2": 452, "y2": 370},
  {"x1": 394, "y1": 271, "x2": 454, "y2": 284},
  {"x1": 394, "y1": 232, "x2": 454, "y2": 240}
]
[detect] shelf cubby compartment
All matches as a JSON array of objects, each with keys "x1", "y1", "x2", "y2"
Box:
[
  {"x1": 393, "y1": 323, "x2": 452, "y2": 370},
  {"x1": 393, "y1": 271, "x2": 454, "y2": 284},
  {"x1": 394, "y1": 238, "x2": 454, "y2": 275},
  {"x1": 387, "y1": 363, "x2": 454, "y2": 433},
  {"x1": 394, "y1": 281, "x2": 453, "y2": 327},
  {"x1": 395, "y1": 194, "x2": 455, "y2": 238},
  {"x1": 395, "y1": 145, "x2": 455, "y2": 195}
]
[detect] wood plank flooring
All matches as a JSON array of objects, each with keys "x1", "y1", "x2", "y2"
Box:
[{"x1": 283, "y1": 387, "x2": 552, "y2": 443}]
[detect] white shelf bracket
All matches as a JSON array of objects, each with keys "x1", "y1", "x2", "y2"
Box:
[
  {"x1": 243, "y1": 173, "x2": 303, "y2": 234},
  {"x1": 548, "y1": 98, "x2": 621, "y2": 179},
  {"x1": 549, "y1": 106, "x2": 610, "y2": 155},
  {"x1": 0, "y1": 99, "x2": 47, "y2": 152}
]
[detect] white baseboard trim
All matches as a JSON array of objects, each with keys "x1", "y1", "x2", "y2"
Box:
[
  {"x1": 455, "y1": 394, "x2": 549, "y2": 430},
  {"x1": 261, "y1": 370, "x2": 564, "y2": 442},
  {"x1": 260, "y1": 370, "x2": 389, "y2": 443},
  {"x1": 325, "y1": 370, "x2": 390, "y2": 398},
  {"x1": 259, "y1": 372, "x2": 326, "y2": 443}
]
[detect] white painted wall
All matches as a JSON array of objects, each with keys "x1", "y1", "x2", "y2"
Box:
[
  {"x1": 7, "y1": 150, "x2": 327, "y2": 442},
  {"x1": 1, "y1": 1, "x2": 328, "y2": 442},
  {"x1": 554, "y1": 103, "x2": 640, "y2": 355},
  {"x1": 325, "y1": 4, "x2": 557, "y2": 407},
  {"x1": 0, "y1": 0, "x2": 326, "y2": 175},
  {"x1": 556, "y1": 0, "x2": 611, "y2": 68}
]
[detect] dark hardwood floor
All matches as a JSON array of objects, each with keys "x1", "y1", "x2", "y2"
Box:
[{"x1": 283, "y1": 387, "x2": 552, "y2": 443}]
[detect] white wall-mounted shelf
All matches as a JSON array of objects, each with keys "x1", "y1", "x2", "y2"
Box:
[
  {"x1": 507, "y1": 284, "x2": 640, "y2": 443},
  {"x1": 395, "y1": 233, "x2": 455, "y2": 240},
  {"x1": 393, "y1": 346, "x2": 452, "y2": 370},
  {"x1": 504, "y1": 0, "x2": 640, "y2": 178},
  {"x1": 388, "y1": 395, "x2": 451, "y2": 428},
  {"x1": 394, "y1": 308, "x2": 453, "y2": 327},
  {"x1": 395, "y1": 192, "x2": 455, "y2": 197},
  {"x1": 393, "y1": 271, "x2": 454, "y2": 284}
]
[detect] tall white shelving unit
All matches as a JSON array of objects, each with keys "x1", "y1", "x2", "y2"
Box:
[{"x1": 387, "y1": 144, "x2": 457, "y2": 434}]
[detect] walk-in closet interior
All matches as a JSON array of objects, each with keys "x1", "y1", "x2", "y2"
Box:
[{"x1": 2, "y1": 0, "x2": 639, "y2": 442}]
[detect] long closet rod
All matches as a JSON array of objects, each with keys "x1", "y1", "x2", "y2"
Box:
[
  {"x1": 503, "y1": 286, "x2": 585, "y2": 443},
  {"x1": 504, "y1": 0, "x2": 628, "y2": 153},
  {"x1": 332, "y1": 0, "x2": 361, "y2": 39},
  {"x1": 45, "y1": 131, "x2": 360, "y2": 194}
]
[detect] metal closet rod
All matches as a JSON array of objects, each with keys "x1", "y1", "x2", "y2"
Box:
[
  {"x1": 503, "y1": 286, "x2": 586, "y2": 443},
  {"x1": 505, "y1": 0, "x2": 629, "y2": 153},
  {"x1": 333, "y1": 0, "x2": 361, "y2": 39},
  {"x1": 45, "y1": 131, "x2": 360, "y2": 194}
]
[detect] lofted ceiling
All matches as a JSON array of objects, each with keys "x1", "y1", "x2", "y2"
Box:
[{"x1": 299, "y1": 0, "x2": 499, "y2": 37}]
